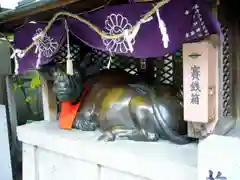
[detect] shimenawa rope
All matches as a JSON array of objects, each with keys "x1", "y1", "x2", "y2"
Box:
[{"x1": 23, "y1": 0, "x2": 170, "y2": 56}]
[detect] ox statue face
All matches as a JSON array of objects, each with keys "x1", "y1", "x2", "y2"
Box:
[
  {"x1": 52, "y1": 65, "x2": 83, "y2": 102},
  {"x1": 51, "y1": 54, "x2": 100, "y2": 102}
]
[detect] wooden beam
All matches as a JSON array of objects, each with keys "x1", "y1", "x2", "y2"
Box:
[
  {"x1": 0, "y1": 0, "x2": 127, "y2": 32},
  {"x1": 0, "y1": 0, "x2": 82, "y2": 25}
]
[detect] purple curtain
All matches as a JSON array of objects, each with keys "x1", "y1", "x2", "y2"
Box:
[{"x1": 14, "y1": 0, "x2": 222, "y2": 73}]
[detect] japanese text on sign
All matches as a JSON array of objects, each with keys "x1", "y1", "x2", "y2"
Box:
[{"x1": 190, "y1": 65, "x2": 201, "y2": 105}]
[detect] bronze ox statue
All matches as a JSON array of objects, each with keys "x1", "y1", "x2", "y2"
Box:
[{"x1": 48, "y1": 60, "x2": 196, "y2": 145}]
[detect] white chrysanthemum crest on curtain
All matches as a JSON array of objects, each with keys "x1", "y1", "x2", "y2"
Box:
[
  {"x1": 102, "y1": 13, "x2": 154, "y2": 55},
  {"x1": 32, "y1": 28, "x2": 59, "y2": 68},
  {"x1": 102, "y1": 13, "x2": 136, "y2": 54}
]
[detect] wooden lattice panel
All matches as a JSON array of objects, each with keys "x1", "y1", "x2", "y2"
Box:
[
  {"x1": 154, "y1": 50, "x2": 183, "y2": 88},
  {"x1": 53, "y1": 43, "x2": 81, "y2": 64},
  {"x1": 91, "y1": 48, "x2": 139, "y2": 75},
  {"x1": 52, "y1": 37, "x2": 183, "y2": 95},
  {"x1": 221, "y1": 25, "x2": 232, "y2": 117},
  {"x1": 154, "y1": 55, "x2": 174, "y2": 85}
]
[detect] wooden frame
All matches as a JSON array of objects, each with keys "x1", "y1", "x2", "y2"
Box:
[{"x1": 40, "y1": 74, "x2": 57, "y2": 121}]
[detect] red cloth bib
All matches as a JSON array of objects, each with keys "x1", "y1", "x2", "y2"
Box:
[{"x1": 59, "y1": 85, "x2": 88, "y2": 130}]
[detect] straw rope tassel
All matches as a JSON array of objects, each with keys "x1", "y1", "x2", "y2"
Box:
[
  {"x1": 65, "y1": 20, "x2": 74, "y2": 75},
  {"x1": 156, "y1": 8, "x2": 169, "y2": 48}
]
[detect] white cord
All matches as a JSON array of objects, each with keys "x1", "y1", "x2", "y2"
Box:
[
  {"x1": 10, "y1": 49, "x2": 25, "y2": 74},
  {"x1": 65, "y1": 20, "x2": 74, "y2": 75},
  {"x1": 107, "y1": 50, "x2": 113, "y2": 69}
]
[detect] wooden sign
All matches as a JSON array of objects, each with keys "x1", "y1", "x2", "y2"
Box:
[{"x1": 183, "y1": 40, "x2": 217, "y2": 123}]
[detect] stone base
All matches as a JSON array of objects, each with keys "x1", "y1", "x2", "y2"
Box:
[{"x1": 17, "y1": 121, "x2": 197, "y2": 180}]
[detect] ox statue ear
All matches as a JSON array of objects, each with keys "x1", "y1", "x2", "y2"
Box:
[
  {"x1": 80, "y1": 53, "x2": 92, "y2": 69},
  {"x1": 38, "y1": 64, "x2": 57, "y2": 78},
  {"x1": 79, "y1": 53, "x2": 101, "y2": 78},
  {"x1": 85, "y1": 64, "x2": 100, "y2": 77}
]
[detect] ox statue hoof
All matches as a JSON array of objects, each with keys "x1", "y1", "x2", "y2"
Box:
[
  {"x1": 98, "y1": 132, "x2": 115, "y2": 142},
  {"x1": 73, "y1": 118, "x2": 98, "y2": 131},
  {"x1": 129, "y1": 131, "x2": 160, "y2": 142}
]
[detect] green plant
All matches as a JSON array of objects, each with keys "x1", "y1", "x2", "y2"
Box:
[
  {"x1": 13, "y1": 70, "x2": 42, "y2": 118},
  {"x1": 30, "y1": 71, "x2": 41, "y2": 89}
]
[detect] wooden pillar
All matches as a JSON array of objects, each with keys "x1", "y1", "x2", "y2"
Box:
[
  {"x1": 183, "y1": 36, "x2": 219, "y2": 138},
  {"x1": 232, "y1": 22, "x2": 240, "y2": 121},
  {"x1": 40, "y1": 74, "x2": 58, "y2": 121}
]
